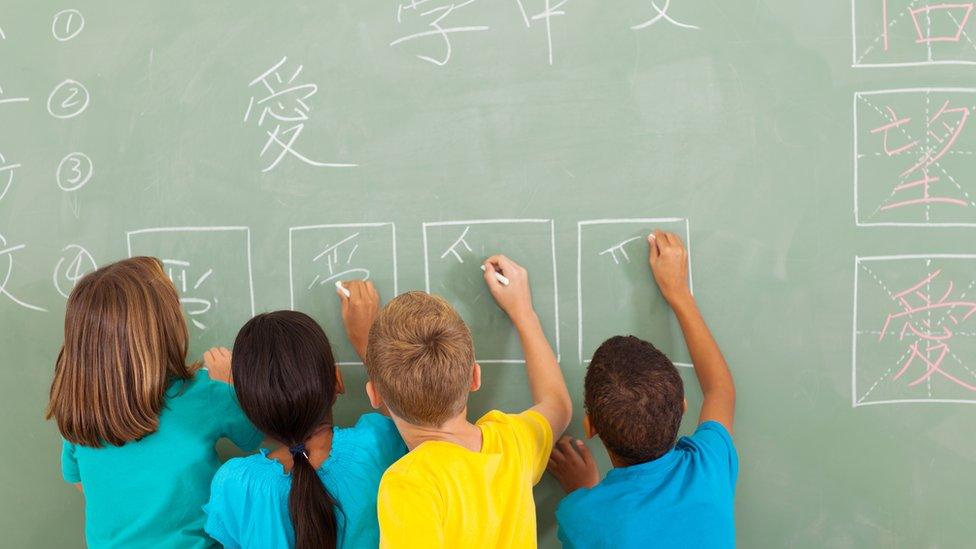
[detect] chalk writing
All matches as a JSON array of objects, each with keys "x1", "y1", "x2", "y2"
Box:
[
  {"x1": 163, "y1": 259, "x2": 217, "y2": 331},
  {"x1": 0, "y1": 152, "x2": 20, "y2": 204},
  {"x1": 854, "y1": 255, "x2": 976, "y2": 406},
  {"x1": 423, "y1": 219, "x2": 561, "y2": 364},
  {"x1": 0, "y1": 83, "x2": 30, "y2": 107},
  {"x1": 598, "y1": 236, "x2": 644, "y2": 264},
  {"x1": 0, "y1": 234, "x2": 47, "y2": 312},
  {"x1": 878, "y1": 269, "x2": 976, "y2": 391},
  {"x1": 244, "y1": 57, "x2": 357, "y2": 172},
  {"x1": 855, "y1": 89, "x2": 976, "y2": 226},
  {"x1": 440, "y1": 226, "x2": 473, "y2": 263},
  {"x1": 56, "y1": 152, "x2": 93, "y2": 192},
  {"x1": 47, "y1": 79, "x2": 89, "y2": 119},
  {"x1": 854, "y1": 0, "x2": 976, "y2": 66},
  {"x1": 53, "y1": 244, "x2": 96, "y2": 298},
  {"x1": 579, "y1": 219, "x2": 693, "y2": 366},
  {"x1": 391, "y1": 0, "x2": 488, "y2": 66},
  {"x1": 632, "y1": 0, "x2": 700, "y2": 31},
  {"x1": 52, "y1": 9, "x2": 85, "y2": 42},
  {"x1": 308, "y1": 232, "x2": 370, "y2": 288},
  {"x1": 514, "y1": 0, "x2": 570, "y2": 65}
]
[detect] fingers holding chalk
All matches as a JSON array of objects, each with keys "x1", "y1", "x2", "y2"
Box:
[
  {"x1": 335, "y1": 280, "x2": 351, "y2": 298},
  {"x1": 481, "y1": 264, "x2": 510, "y2": 286}
]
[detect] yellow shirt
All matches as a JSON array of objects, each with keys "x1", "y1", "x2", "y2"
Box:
[{"x1": 377, "y1": 410, "x2": 553, "y2": 549}]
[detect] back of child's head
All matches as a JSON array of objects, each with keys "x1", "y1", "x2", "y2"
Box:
[
  {"x1": 46, "y1": 257, "x2": 192, "y2": 447},
  {"x1": 231, "y1": 310, "x2": 338, "y2": 549},
  {"x1": 366, "y1": 291, "x2": 474, "y2": 427},
  {"x1": 585, "y1": 335, "x2": 684, "y2": 466}
]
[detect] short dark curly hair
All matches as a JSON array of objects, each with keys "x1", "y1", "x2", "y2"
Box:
[{"x1": 584, "y1": 335, "x2": 684, "y2": 465}]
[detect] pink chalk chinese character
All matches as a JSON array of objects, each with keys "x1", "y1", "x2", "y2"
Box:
[{"x1": 879, "y1": 269, "x2": 976, "y2": 391}]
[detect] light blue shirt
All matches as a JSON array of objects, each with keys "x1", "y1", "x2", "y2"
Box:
[
  {"x1": 61, "y1": 369, "x2": 263, "y2": 549},
  {"x1": 203, "y1": 413, "x2": 407, "y2": 549},
  {"x1": 556, "y1": 421, "x2": 738, "y2": 549}
]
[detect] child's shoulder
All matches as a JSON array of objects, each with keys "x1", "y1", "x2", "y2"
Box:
[{"x1": 211, "y1": 452, "x2": 281, "y2": 492}]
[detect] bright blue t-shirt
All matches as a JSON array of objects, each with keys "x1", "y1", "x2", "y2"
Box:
[
  {"x1": 556, "y1": 421, "x2": 738, "y2": 549},
  {"x1": 60, "y1": 369, "x2": 264, "y2": 549},
  {"x1": 203, "y1": 413, "x2": 407, "y2": 549}
]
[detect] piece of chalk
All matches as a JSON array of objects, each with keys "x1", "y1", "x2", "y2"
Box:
[
  {"x1": 648, "y1": 233, "x2": 656, "y2": 241},
  {"x1": 481, "y1": 264, "x2": 510, "y2": 286},
  {"x1": 335, "y1": 281, "x2": 351, "y2": 298}
]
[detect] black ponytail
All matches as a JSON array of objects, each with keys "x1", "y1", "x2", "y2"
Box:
[{"x1": 232, "y1": 311, "x2": 340, "y2": 549}]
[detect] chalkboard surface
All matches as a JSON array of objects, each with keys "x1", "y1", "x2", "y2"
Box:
[{"x1": 2, "y1": 1, "x2": 975, "y2": 547}]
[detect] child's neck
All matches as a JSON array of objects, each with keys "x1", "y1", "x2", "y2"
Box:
[
  {"x1": 393, "y1": 411, "x2": 483, "y2": 453},
  {"x1": 268, "y1": 424, "x2": 334, "y2": 472}
]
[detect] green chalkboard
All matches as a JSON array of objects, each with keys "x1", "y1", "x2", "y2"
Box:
[{"x1": 2, "y1": 1, "x2": 975, "y2": 547}]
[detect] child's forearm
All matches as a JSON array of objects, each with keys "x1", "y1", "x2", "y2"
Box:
[
  {"x1": 668, "y1": 291, "x2": 736, "y2": 429},
  {"x1": 512, "y1": 310, "x2": 572, "y2": 434}
]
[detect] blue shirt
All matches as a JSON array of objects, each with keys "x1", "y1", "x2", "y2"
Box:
[
  {"x1": 61, "y1": 369, "x2": 264, "y2": 549},
  {"x1": 556, "y1": 421, "x2": 738, "y2": 549},
  {"x1": 204, "y1": 413, "x2": 407, "y2": 549}
]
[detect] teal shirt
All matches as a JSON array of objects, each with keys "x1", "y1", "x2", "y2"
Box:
[
  {"x1": 60, "y1": 369, "x2": 263, "y2": 549},
  {"x1": 556, "y1": 421, "x2": 739, "y2": 549},
  {"x1": 203, "y1": 413, "x2": 407, "y2": 549}
]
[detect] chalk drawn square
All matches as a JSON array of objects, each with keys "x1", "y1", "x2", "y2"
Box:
[
  {"x1": 852, "y1": 0, "x2": 976, "y2": 67},
  {"x1": 126, "y1": 227, "x2": 255, "y2": 358},
  {"x1": 422, "y1": 219, "x2": 559, "y2": 364},
  {"x1": 853, "y1": 255, "x2": 976, "y2": 407},
  {"x1": 578, "y1": 219, "x2": 693, "y2": 368},
  {"x1": 289, "y1": 223, "x2": 398, "y2": 365},
  {"x1": 854, "y1": 89, "x2": 976, "y2": 227}
]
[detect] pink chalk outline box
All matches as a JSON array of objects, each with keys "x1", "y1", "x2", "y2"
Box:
[
  {"x1": 853, "y1": 255, "x2": 976, "y2": 407},
  {"x1": 854, "y1": 88, "x2": 976, "y2": 227},
  {"x1": 852, "y1": 0, "x2": 976, "y2": 67}
]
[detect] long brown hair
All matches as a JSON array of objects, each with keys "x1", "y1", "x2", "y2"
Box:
[
  {"x1": 46, "y1": 256, "x2": 193, "y2": 447},
  {"x1": 232, "y1": 311, "x2": 339, "y2": 549}
]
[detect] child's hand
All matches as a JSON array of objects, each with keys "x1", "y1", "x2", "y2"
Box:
[
  {"x1": 648, "y1": 230, "x2": 691, "y2": 303},
  {"x1": 204, "y1": 347, "x2": 232, "y2": 384},
  {"x1": 483, "y1": 255, "x2": 535, "y2": 324},
  {"x1": 339, "y1": 280, "x2": 380, "y2": 361},
  {"x1": 547, "y1": 436, "x2": 600, "y2": 493}
]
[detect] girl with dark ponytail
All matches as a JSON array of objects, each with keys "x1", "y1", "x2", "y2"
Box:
[{"x1": 204, "y1": 282, "x2": 406, "y2": 548}]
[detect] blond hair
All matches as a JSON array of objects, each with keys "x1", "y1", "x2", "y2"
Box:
[
  {"x1": 46, "y1": 257, "x2": 193, "y2": 447},
  {"x1": 366, "y1": 292, "x2": 475, "y2": 427}
]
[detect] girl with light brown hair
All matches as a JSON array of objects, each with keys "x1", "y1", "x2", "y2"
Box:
[{"x1": 46, "y1": 256, "x2": 262, "y2": 549}]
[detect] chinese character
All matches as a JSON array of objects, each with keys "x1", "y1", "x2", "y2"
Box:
[
  {"x1": 632, "y1": 0, "x2": 700, "y2": 31},
  {"x1": 440, "y1": 226, "x2": 474, "y2": 263},
  {"x1": 871, "y1": 100, "x2": 972, "y2": 212},
  {"x1": 308, "y1": 232, "x2": 370, "y2": 288},
  {"x1": 244, "y1": 57, "x2": 357, "y2": 173},
  {"x1": 907, "y1": 3, "x2": 974, "y2": 48},
  {"x1": 514, "y1": 0, "x2": 570, "y2": 65},
  {"x1": 598, "y1": 236, "x2": 643, "y2": 264},
  {"x1": 163, "y1": 259, "x2": 216, "y2": 330},
  {"x1": 0, "y1": 234, "x2": 47, "y2": 312},
  {"x1": 391, "y1": 0, "x2": 489, "y2": 66},
  {"x1": 878, "y1": 269, "x2": 976, "y2": 391}
]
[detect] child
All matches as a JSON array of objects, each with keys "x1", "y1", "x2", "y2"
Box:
[
  {"x1": 367, "y1": 255, "x2": 572, "y2": 548},
  {"x1": 46, "y1": 257, "x2": 263, "y2": 549},
  {"x1": 203, "y1": 283, "x2": 407, "y2": 548},
  {"x1": 547, "y1": 231, "x2": 737, "y2": 548}
]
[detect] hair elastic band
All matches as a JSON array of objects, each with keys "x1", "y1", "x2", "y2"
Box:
[{"x1": 288, "y1": 442, "x2": 308, "y2": 460}]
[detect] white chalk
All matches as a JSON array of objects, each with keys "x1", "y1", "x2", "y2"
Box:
[
  {"x1": 481, "y1": 264, "x2": 510, "y2": 286},
  {"x1": 648, "y1": 233, "x2": 656, "y2": 241},
  {"x1": 335, "y1": 280, "x2": 351, "y2": 298}
]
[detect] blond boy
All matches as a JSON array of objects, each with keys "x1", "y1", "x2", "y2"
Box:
[{"x1": 362, "y1": 255, "x2": 571, "y2": 548}]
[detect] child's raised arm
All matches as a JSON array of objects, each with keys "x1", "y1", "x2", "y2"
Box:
[
  {"x1": 648, "y1": 231, "x2": 735, "y2": 434},
  {"x1": 338, "y1": 280, "x2": 380, "y2": 362},
  {"x1": 483, "y1": 255, "x2": 572, "y2": 437}
]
